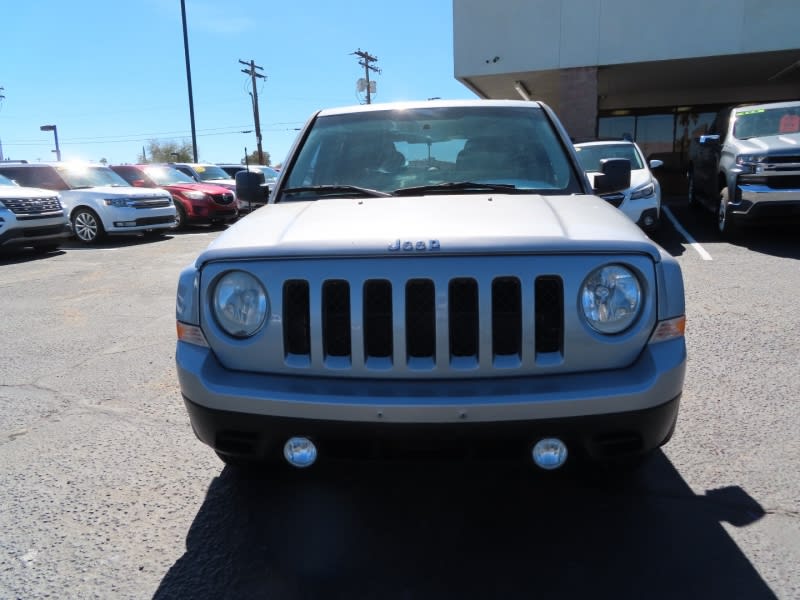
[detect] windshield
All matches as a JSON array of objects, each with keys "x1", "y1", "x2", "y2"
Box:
[
  {"x1": 144, "y1": 166, "x2": 196, "y2": 185},
  {"x1": 733, "y1": 105, "x2": 800, "y2": 139},
  {"x1": 281, "y1": 105, "x2": 581, "y2": 201},
  {"x1": 251, "y1": 166, "x2": 278, "y2": 182},
  {"x1": 193, "y1": 165, "x2": 232, "y2": 182},
  {"x1": 574, "y1": 143, "x2": 644, "y2": 171},
  {"x1": 57, "y1": 165, "x2": 130, "y2": 188},
  {"x1": 0, "y1": 173, "x2": 18, "y2": 187}
]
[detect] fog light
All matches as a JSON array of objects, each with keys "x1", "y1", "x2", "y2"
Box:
[
  {"x1": 532, "y1": 438, "x2": 568, "y2": 470},
  {"x1": 643, "y1": 215, "x2": 654, "y2": 227},
  {"x1": 113, "y1": 221, "x2": 137, "y2": 227},
  {"x1": 283, "y1": 437, "x2": 317, "y2": 468}
]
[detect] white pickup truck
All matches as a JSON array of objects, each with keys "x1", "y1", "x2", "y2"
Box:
[{"x1": 687, "y1": 100, "x2": 800, "y2": 237}]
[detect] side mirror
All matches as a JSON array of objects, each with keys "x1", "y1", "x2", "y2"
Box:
[
  {"x1": 235, "y1": 170, "x2": 265, "y2": 208},
  {"x1": 699, "y1": 134, "x2": 720, "y2": 145},
  {"x1": 593, "y1": 158, "x2": 631, "y2": 194},
  {"x1": 649, "y1": 159, "x2": 664, "y2": 170}
]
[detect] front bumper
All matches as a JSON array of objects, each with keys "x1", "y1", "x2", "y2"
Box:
[
  {"x1": 733, "y1": 182, "x2": 800, "y2": 222},
  {"x1": 0, "y1": 221, "x2": 72, "y2": 248},
  {"x1": 101, "y1": 205, "x2": 177, "y2": 233},
  {"x1": 177, "y1": 337, "x2": 686, "y2": 462}
]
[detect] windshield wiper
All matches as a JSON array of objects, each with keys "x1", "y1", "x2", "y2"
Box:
[
  {"x1": 282, "y1": 185, "x2": 392, "y2": 198},
  {"x1": 393, "y1": 181, "x2": 519, "y2": 195}
]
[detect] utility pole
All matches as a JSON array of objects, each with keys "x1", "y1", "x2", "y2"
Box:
[
  {"x1": 352, "y1": 49, "x2": 380, "y2": 104},
  {"x1": 239, "y1": 59, "x2": 266, "y2": 164}
]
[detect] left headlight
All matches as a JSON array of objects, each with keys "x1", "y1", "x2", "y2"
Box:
[
  {"x1": 212, "y1": 271, "x2": 269, "y2": 338},
  {"x1": 580, "y1": 265, "x2": 642, "y2": 334}
]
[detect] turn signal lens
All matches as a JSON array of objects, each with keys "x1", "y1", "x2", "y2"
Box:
[
  {"x1": 649, "y1": 316, "x2": 686, "y2": 344},
  {"x1": 177, "y1": 321, "x2": 209, "y2": 347}
]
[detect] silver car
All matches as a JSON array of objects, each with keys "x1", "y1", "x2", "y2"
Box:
[{"x1": 176, "y1": 100, "x2": 686, "y2": 474}]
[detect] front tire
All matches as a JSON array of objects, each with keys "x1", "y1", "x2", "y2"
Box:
[
  {"x1": 71, "y1": 208, "x2": 105, "y2": 244},
  {"x1": 173, "y1": 203, "x2": 187, "y2": 231},
  {"x1": 717, "y1": 187, "x2": 740, "y2": 239}
]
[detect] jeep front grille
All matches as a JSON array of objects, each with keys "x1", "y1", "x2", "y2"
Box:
[{"x1": 282, "y1": 275, "x2": 563, "y2": 370}]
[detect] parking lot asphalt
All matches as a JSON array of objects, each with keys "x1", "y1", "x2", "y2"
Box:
[{"x1": 1, "y1": 206, "x2": 798, "y2": 599}]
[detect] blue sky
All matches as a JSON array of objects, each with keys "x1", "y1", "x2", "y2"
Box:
[{"x1": 0, "y1": 0, "x2": 475, "y2": 166}]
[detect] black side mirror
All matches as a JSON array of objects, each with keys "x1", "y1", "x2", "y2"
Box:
[
  {"x1": 235, "y1": 170, "x2": 265, "y2": 208},
  {"x1": 593, "y1": 158, "x2": 631, "y2": 194}
]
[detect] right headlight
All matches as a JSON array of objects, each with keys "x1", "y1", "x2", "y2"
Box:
[
  {"x1": 184, "y1": 190, "x2": 207, "y2": 200},
  {"x1": 580, "y1": 265, "x2": 642, "y2": 334},
  {"x1": 212, "y1": 271, "x2": 269, "y2": 338},
  {"x1": 630, "y1": 182, "x2": 655, "y2": 200}
]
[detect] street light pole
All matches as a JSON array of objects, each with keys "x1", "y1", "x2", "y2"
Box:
[
  {"x1": 40, "y1": 125, "x2": 61, "y2": 161},
  {"x1": 180, "y1": 0, "x2": 199, "y2": 162}
]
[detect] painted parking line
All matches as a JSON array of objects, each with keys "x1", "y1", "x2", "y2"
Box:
[{"x1": 663, "y1": 206, "x2": 713, "y2": 261}]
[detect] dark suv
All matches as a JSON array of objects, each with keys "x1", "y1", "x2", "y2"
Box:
[{"x1": 111, "y1": 164, "x2": 237, "y2": 230}]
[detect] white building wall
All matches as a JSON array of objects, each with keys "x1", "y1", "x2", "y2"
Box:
[{"x1": 454, "y1": 0, "x2": 800, "y2": 76}]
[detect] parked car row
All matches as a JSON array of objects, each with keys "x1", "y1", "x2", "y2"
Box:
[{"x1": 0, "y1": 160, "x2": 277, "y2": 251}]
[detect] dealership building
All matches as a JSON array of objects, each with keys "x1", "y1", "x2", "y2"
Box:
[{"x1": 453, "y1": 0, "x2": 800, "y2": 192}]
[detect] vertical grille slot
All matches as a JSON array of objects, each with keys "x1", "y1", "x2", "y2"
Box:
[
  {"x1": 283, "y1": 280, "x2": 310, "y2": 355},
  {"x1": 535, "y1": 276, "x2": 563, "y2": 353},
  {"x1": 492, "y1": 277, "x2": 522, "y2": 357},
  {"x1": 449, "y1": 278, "x2": 479, "y2": 357},
  {"x1": 364, "y1": 280, "x2": 393, "y2": 358},
  {"x1": 406, "y1": 279, "x2": 435, "y2": 358},
  {"x1": 322, "y1": 280, "x2": 351, "y2": 357}
]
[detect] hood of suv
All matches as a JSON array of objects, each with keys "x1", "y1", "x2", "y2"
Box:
[
  {"x1": 0, "y1": 185, "x2": 60, "y2": 199},
  {"x1": 734, "y1": 131, "x2": 800, "y2": 155},
  {"x1": 163, "y1": 182, "x2": 232, "y2": 195},
  {"x1": 198, "y1": 193, "x2": 659, "y2": 264},
  {"x1": 62, "y1": 186, "x2": 171, "y2": 198}
]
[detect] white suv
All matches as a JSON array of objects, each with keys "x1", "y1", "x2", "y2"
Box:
[
  {"x1": 0, "y1": 172, "x2": 71, "y2": 252},
  {"x1": 574, "y1": 140, "x2": 662, "y2": 231},
  {"x1": 0, "y1": 163, "x2": 176, "y2": 244}
]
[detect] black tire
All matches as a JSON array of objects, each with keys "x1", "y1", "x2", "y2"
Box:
[
  {"x1": 173, "y1": 203, "x2": 187, "y2": 231},
  {"x1": 716, "y1": 187, "x2": 740, "y2": 239},
  {"x1": 71, "y1": 208, "x2": 105, "y2": 244},
  {"x1": 687, "y1": 169, "x2": 700, "y2": 210}
]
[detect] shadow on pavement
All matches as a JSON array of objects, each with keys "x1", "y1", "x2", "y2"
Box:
[
  {"x1": 154, "y1": 452, "x2": 775, "y2": 599},
  {"x1": 662, "y1": 197, "x2": 800, "y2": 260}
]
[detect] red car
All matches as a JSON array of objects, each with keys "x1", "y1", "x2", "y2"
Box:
[{"x1": 110, "y1": 164, "x2": 237, "y2": 230}]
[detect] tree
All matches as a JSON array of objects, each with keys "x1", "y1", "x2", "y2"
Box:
[
  {"x1": 144, "y1": 139, "x2": 193, "y2": 163},
  {"x1": 241, "y1": 149, "x2": 271, "y2": 166}
]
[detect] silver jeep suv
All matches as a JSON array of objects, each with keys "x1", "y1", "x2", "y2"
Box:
[{"x1": 176, "y1": 100, "x2": 686, "y2": 474}]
